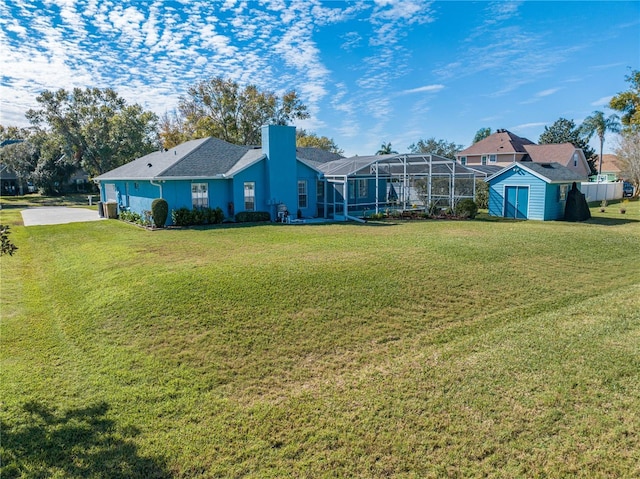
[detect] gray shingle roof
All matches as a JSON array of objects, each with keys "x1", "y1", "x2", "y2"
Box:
[
  {"x1": 487, "y1": 162, "x2": 585, "y2": 183},
  {"x1": 95, "y1": 137, "x2": 253, "y2": 180}
]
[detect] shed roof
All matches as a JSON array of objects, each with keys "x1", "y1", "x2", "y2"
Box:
[{"x1": 486, "y1": 162, "x2": 585, "y2": 184}]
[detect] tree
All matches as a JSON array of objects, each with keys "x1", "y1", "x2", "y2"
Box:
[
  {"x1": 25, "y1": 88, "x2": 159, "y2": 177},
  {"x1": 376, "y1": 142, "x2": 397, "y2": 155},
  {"x1": 296, "y1": 130, "x2": 343, "y2": 155},
  {"x1": 0, "y1": 224, "x2": 17, "y2": 256},
  {"x1": 158, "y1": 111, "x2": 192, "y2": 150},
  {"x1": 178, "y1": 77, "x2": 309, "y2": 146},
  {"x1": 408, "y1": 138, "x2": 463, "y2": 159},
  {"x1": 580, "y1": 111, "x2": 621, "y2": 176},
  {"x1": 539, "y1": 118, "x2": 597, "y2": 174},
  {"x1": 609, "y1": 69, "x2": 640, "y2": 129},
  {"x1": 615, "y1": 129, "x2": 640, "y2": 197},
  {"x1": 472, "y1": 127, "x2": 492, "y2": 144}
]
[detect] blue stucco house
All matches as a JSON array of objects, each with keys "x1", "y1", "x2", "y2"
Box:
[
  {"x1": 486, "y1": 162, "x2": 585, "y2": 220},
  {"x1": 95, "y1": 125, "x2": 341, "y2": 225}
]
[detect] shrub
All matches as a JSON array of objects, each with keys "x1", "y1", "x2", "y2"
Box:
[
  {"x1": 170, "y1": 206, "x2": 226, "y2": 226},
  {"x1": 119, "y1": 210, "x2": 142, "y2": 224},
  {"x1": 235, "y1": 211, "x2": 271, "y2": 223},
  {"x1": 151, "y1": 198, "x2": 169, "y2": 228},
  {"x1": 475, "y1": 180, "x2": 488, "y2": 209},
  {"x1": 455, "y1": 199, "x2": 479, "y2": 219}
]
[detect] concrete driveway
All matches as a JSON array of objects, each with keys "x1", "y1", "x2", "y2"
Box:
[{"x1": 21, "y1": 207, "x2": 106, "y2": 226}]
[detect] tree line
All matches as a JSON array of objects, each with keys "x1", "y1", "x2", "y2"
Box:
[{"x1": 1, "y1": 71, "x2": 639, "y2": 196}]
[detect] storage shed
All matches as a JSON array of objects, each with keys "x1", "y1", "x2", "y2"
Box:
[{"x1": 486, "y1": 162, "x2": 585, "y2": 220}]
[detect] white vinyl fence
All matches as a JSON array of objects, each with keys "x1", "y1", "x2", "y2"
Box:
[{"x1": 580, "y1": 182, "x2": 623, "y2": 203}]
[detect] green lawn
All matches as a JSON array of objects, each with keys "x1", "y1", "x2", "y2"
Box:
[{"x1": 1, "y1": 200, "x2": 639, "y2": 478}]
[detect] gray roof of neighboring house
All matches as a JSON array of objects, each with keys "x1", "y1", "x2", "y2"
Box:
[
  {"x1": 487, "y1": 162, "x2": 585, "y2": 183},
  {"x1": 95, "y1": 136, "x2": 331, "y2": 181}
]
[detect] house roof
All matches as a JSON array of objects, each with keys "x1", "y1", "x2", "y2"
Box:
[
  {"x1": 95, "y1": 136, "x2": 332, "y2": 181},
  {"x1": 600, "y1": 154, "x2": 622, "y2": 173},
  {"x1": 522, "y1": 143, "x2": 577, "y2": 163},
  {"x1": 296, "y1": 147, "x2": 344, "y2": 164},
  {"x1": 486, "y1": 162, "x2": 585, "y2": 184},
  {"x1": 457, "y1": 130, "x2": 535, "y2": 157}
]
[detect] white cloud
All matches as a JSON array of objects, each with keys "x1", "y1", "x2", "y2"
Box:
[
  {"x1": 400, "y1": 84, "x2": 445, "y2": 95},
  {"x1": 591, "y1": 95, "x2": 613, "y2": 107}
]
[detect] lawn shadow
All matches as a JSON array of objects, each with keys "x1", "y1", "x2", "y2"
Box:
[
  {"x1": 1, "y1": 400, "x2": 170, "y2": 479},
  {"x1": 583, "y1": 216, "x2": 640, "y2": 226}
]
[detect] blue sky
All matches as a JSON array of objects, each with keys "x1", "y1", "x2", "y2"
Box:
[{"x1": 1, "y1": 0, "x2": 638, "y2": 157}]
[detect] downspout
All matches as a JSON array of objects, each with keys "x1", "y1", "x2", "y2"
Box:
[{"x1": 150, "y1": 179, "x2": 163, "y2": 198}]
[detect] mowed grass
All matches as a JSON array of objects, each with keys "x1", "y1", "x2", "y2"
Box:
[{"x1": 1, "y1": 202, "x2": 639, "y2": 478}]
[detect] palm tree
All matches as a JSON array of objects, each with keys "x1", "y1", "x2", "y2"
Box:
[
  {"x1": 580, "y1": 111, "x2": 621, "y2": 176},
  {"x1": 376, "y1": 142, "x2": 397, "y2": 155}
]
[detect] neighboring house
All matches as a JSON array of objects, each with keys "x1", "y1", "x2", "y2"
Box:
[
  {"x1": 95, "y1": 125, "x2": 336, "y2": 224},
  {"x1": 595, "y1": 154, "x2": 623, "y2": 182},
  {"x1": 456, "y1": 129, "x2": 535, "y2": 166},
  {"x1": 0, "y1": 164, "x2": 20, "y2": 195},
  {"x1": 486, "y1": 162, "x2": 585, "y2": 220},
  {"x1": 457, "y1": 129, "x2": 590, "y2": 180}
]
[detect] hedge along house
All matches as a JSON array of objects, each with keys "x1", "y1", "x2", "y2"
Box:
[
  {"x1": 486, "y1": 161, "x2": 586, "y2": 220},
  {"x1": 94, "y1": 125, "x2": 339, "y2": 224},
  {"x1": 315, "y1": 153, "x2": 477, "y2": 219}
]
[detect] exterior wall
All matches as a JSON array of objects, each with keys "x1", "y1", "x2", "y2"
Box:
[
  {"x1": 296, "y1": 161, "x2": 320, "y2": 218},
  {"x1": 100, "y1": 178, "x2": 233, "y2": 224},
  {"x1": 232, "y1": 160, "x2": 267, "y2": 216},
  {"x1": 262, "y1": 125, "x2": 298, "y2": 213},
  {"x1": 543, "y1": 183, "x2": 568, "y2": 220},
  {"x1": 488, "y1": 169, "x2": 547, "y2": 220}
]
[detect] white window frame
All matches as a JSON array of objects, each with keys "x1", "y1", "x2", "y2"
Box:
[
  {"x1": 298, "y1": 180, "x2": 308, "y2": 209},
  {"x1": 460, "y1": 156, "x2": 467, "y2": 165},
  {"x1": 244, "y1": 182, "x2": 255, "y2": 211},
  {"x1": 488, "y1": 154, "x2": 497, "y2": 163},
  {"x1": 481, "y1": 155, "x2": 487, "y2": 165},
  {"x1": 192, "y1": 183, "x2": 208, "y2": 208}
]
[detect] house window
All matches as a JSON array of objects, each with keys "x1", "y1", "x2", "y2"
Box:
[
  {"x1": 481, "y1": 155, "x2": 487, "y2": 165},
  {"x1": 573, "y1": 152, "x2": 578, "y2": 167},
  {"x1": 317, "y1": 180, "x2": 324, "y2": 198},
  {"x1": 244, "y1": 182, "x2": 255, "y2": 211},
  {"x1": 489, "y1": 154, "x2": 497, "y2": 163},
  {"x1": 298, "y1": 180, "x2": 308, "y2": 208},
  {"x1": 348, "y1": 180, "x2": 355, "y2": 199},
  {"x1": 357, "y1": 179, "x2": 368, "y2": 198},
  {"x1": 134, "y1": 182, "x2": 139, "y2": 190},
  {"x1": 460, "y1": 156, "x2": 467, "y2": 165},
  {"x1": 192, "y1": 183, "x2": 208, "y2": 208}
]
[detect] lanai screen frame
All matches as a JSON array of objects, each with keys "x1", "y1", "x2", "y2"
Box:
[{"x1": 320, "y1": 153, "x2": 477, "y2": 216}]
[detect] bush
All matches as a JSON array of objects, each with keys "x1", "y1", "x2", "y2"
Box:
[
  {"x1": 119, "y1": 210, "x2": 142, "y2": 224},
  {"x1": 151, "y1": 198, "x2": 169, "y2": 228},
  {"x1": 235, "y1": 211, "x2": 271, "y2": 223},
  {"x1": 475, "y1": 179, "x2": 488, "y2": 209},
  {"x1": 170, "y1": 206, "x2": 225, "y2": 226},
  {"x1": 455, "y1": 199, "x2": 479, "y2": 219}
]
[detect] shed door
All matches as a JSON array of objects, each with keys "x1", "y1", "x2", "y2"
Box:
[{"x1": 504, "y1": 186, "x2": 528, "y2": 219}]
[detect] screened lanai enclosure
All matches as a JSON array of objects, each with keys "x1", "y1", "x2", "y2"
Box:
[{"x1": 316, "y1": 154, "x2": 477, "y2": 220}]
